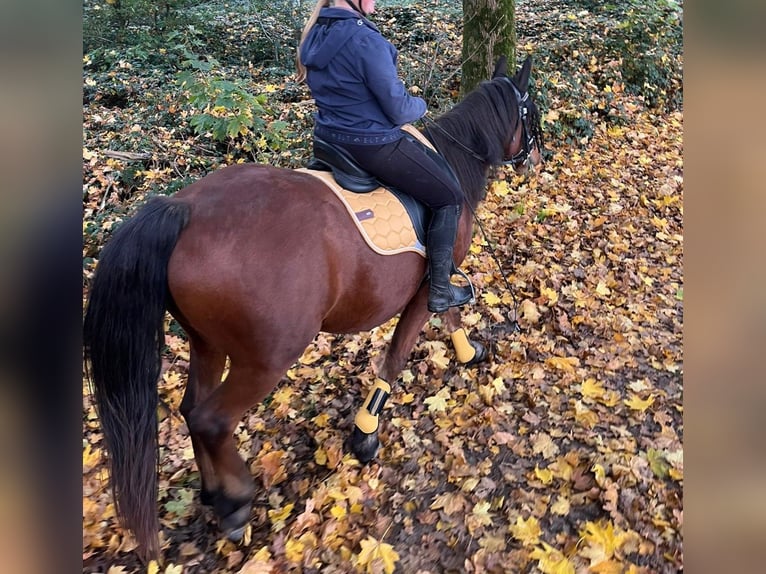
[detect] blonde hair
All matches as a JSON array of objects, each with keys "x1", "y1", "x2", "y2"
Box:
[{"x1": 296, "y1": 0, "x2": 331, "y2": 83}]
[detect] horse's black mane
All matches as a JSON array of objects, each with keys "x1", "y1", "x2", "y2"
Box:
[{"x1": 423, "y1": 77, "x2": 532, "y2": 210}]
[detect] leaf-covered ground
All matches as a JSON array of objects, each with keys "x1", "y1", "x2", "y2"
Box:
[{"x1": 83, "y1": 1, "x2": 682, "y2": 572}]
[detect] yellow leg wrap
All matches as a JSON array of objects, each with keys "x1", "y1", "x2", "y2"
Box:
[
  {"x1": 354, "y1": 378, "x2": 391, "y2": 434},
  {"x1": 451, "y1": 328, "x2": 477, "y2": 363}
]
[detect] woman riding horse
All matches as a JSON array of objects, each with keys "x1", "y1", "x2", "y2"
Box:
[{"x1": 297, "y1": 0, "x2": 473, "y2": 313}]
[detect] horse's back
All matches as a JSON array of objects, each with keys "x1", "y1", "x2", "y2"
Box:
[{"x1": 165, "y1": 163, "x2": 425, "y2": 358}]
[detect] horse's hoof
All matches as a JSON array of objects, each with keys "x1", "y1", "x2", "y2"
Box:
[
  {"x1": 200, "y1": 488, "x2": 217, "y2": 507},
  {"x1": 346, "y1": 426, "x2": 379, "y2": 463},
  {"x1": 227, "y1": 525, "x2": 247, "y2": 542},
  {"x1": 465, "y1": 340, "x2": 488, "y2": 365},
  {"x1": 216, "y1": 497, "x2": 253, "y2": 536}
]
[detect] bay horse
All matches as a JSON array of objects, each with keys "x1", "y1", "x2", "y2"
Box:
[{"x1": 83, "y1": 56, "x2": 543, "y2": 559}]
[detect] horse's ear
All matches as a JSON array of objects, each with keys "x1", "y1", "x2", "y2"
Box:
[
  {"x1": 492, "y1": 55, "x2": 509, "y2": 79},
  {"x1": 514, "y1": 57, "x2": 533, "y2": 91}
]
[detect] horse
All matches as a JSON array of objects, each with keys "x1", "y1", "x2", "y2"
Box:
[{"x1": 83, "y1": 55, "x2": 543, "y2": 559}]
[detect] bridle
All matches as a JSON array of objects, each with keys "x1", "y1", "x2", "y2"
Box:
[
  {"x1": 422, "y1": 76, "x2": 539, "y2": 171},
  {"x1": 501, "y1": 77, "x2": 538, "y2": 170}
]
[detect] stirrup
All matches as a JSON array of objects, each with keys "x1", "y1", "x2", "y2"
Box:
[{"x1": 450, "y1": 263, "x2": 476, "y2": 304}]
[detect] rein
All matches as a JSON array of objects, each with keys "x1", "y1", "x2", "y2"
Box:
[
  {"x1": 419, "y1": 90, "x2": 530, "y2": 332},
  {"x1": 465, "y1": 202, "x2": 522, "y2": 333},
  {"x1": 421, "y1": 115, "x2": 486, "y2": 163}
]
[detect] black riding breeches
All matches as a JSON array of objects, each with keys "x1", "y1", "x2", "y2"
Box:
[{"x1": 335, "y1": 136, "x2": 463, "y2": 209}]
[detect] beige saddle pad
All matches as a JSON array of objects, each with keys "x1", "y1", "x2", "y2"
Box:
[{"x1": 296, "y1": 125, "x2": 434, "y2": 257}]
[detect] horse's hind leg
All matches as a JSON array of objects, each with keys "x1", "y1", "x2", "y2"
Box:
[
  {"x1": 185, "y1": 360, "x2": 293, "y2": 537},
  {"x1": 179, "y1": 334, "x2": 226, "y2": 506}
]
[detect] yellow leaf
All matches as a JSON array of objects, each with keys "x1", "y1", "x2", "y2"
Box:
[
  {"x1": 592, "y1": 463, "x2": 606, "y2": 487},
  {"x1": 624, "y1": 394, "x2": 655, "y2": 412},
  {"x1": 545, "y1": 356, "x2": 580, "y2": 373},
  {"x1": 424, "y1": 387, "x2": 451, "y2": 413},
  {"x1": 267, "y1": 503, "x2": 294, "y2": 531},
  {"x1": 356, "y1": 536, "x2": 400, "y2": 574},
  {"x1": 312, "y1": 413, "x2": 330, "y2": 428},
  {"x1": 271, "y1": 386, "x2": 294, "y2": 407},
  {"x1": 581, "y1": 378, "x2": 606, "y2": 399},
  {"x1": 509, "y1": 515, "x2": 541, "y2": 546},
  {"x1": 530, "y1": 542, "x2": 575, "y2": 574},
  {"x1": 595, "y1": 281, "x2": 611, "y2": 296},
  {"x1": 482, "y1": 291, "x2": 502, "y2": 306},
  {"x1": 147, "y1": 561, "x2": 159, "y2": 574},
  {"x1": 400, "y1": 392, "x2": 415, "y2": 404},
  {"x1": 330, "y1": 504, "x2": 347, "y2": 519},
  {"x1": 540, "y1": 285, "x2": 559, "y2": 305},
  {"x1": 284, "y1": 538, "x2": 305, "y2": 564},
  {"x1": 491, "y1": 180, "x2": 511, "y2": 197},
  {"x1": 83, "y1": 442, "x2": 101, "y2": 471},
  {"x1": 551, "y1": 495, "x2": 570, "y2": 516},
  {"x1": 107, "y1": 566, "x2": 127, "y2": 574},
  {"x1": 471, "y1": 501, "x2": 493, "y2": 526},
  {"x1": 534, "y1": 464, "x2": 554, "y2": 485}
]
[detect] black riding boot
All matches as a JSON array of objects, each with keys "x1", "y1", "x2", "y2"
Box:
[{"x1": 427, "y1": 205, "x2": 474, "y2": 313}]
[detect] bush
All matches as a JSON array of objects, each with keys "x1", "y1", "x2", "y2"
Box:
[
  {"x1": 176, "y1": 51, "x2": 288, "y2": 153},
  {"x1": 605, "y1": 0, "x2": 683, "y2": 109}
]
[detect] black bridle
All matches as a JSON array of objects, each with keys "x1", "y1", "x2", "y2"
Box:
[
  {"x1": 502, "y1": 77, "x2": 538, "y2": 170},
  {"x1": 421, "y1": 76, "x2": 541, "y2": 170}
]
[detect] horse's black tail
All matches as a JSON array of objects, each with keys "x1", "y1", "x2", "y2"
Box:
[{"x1": 83, "y1": 196, "x2": 190, "y2": 559}]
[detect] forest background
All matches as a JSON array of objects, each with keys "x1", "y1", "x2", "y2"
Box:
[{"x1": 82, "y1": 0, "x2": 683, "y2": 572}]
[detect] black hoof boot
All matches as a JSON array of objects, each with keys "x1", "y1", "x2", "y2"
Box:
[
  {"x1": 465, "y1": 340, "x2": 488, "y2": 365},
  {"x1": 346, "y1": 426, "x2": 380, "y2": 463}
]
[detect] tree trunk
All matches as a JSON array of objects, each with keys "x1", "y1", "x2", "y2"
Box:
[{"x1": 461, "y1": 0, "x2": 516, "y2": 96}]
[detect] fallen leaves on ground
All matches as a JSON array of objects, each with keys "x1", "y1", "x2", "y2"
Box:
[{"x1": 83, "y1": 1, "x2": 682, "y2": 572}]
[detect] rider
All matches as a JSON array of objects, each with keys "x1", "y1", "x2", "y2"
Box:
[{"x1": 296, "y1": 0, "x2": 473, "y2": 313}]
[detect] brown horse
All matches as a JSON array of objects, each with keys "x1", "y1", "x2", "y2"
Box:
[{"x1": 83, "y1": 56, "x2": 542, "y2": 559}]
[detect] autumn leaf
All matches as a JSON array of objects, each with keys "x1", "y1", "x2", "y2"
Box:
[
  {"x1": 267, "y1": 503, "x2": 294, "y2": 531},
  {"x1": 532, "y1": 432, "x2": 560, "y2": 459},
  {"x1": 647, "y1": 448, "x2": 670, "y2": 479},
  {"x1": 581, "y1": 378, "x2": 606, "y2": 400},
  {"x1": 534, "y1": 464, "x2": 554, "y2": 485},
  {"x1": 259, "y1": 450, "x2": 287, "y2": 488},
  {"x1": 482, "y1": 291, "x2": 502, "y2": 306},
  {"x1": 239, "y1": 546, "x2": 275, "y2": 573},
  {"x1": 624, "y1": 393, "x2": 655, "y2": 412},
  {"x1": 355, "y1": 536, "x2": 400, "y2": 574},
  {"x1": 430, "y1": 491, "x2": 466, "y2": 516},
  {"x1": 510, "y1": 515, "x2": 542, "y2": 546},
  {"x1": 424, "y1": 387, "x2": 451, "y2": 413},
  {"x1": 425, "y1": 340, "x2": 451, "y2": 370},
  {"x1": 530, "y1": 542, "x2": 575, "y2": 574},
  {"x1": 545, "y1": 356, "x2": 580, "y2": 373}
]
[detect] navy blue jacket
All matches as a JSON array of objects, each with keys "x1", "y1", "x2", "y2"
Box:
[{"x1": 300, "y1": 7, "x2": 427, "y2": 145}]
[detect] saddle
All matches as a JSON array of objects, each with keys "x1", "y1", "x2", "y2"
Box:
[{"x1": 304, "y1": 125, "x2": 452, "y2": 246}]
